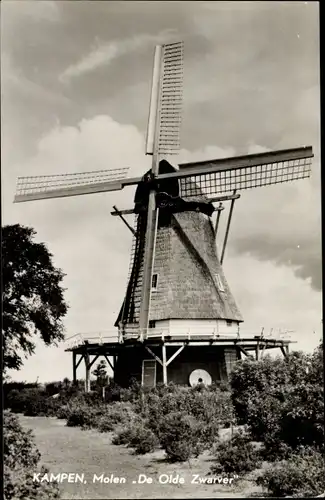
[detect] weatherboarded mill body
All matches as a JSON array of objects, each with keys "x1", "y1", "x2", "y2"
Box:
[
  {"x1": 14, "y1": 41, "x2": 313, "y2": 389},
  {"x1": 113, "y1": 161, "x2": 244, "y2": 387}
]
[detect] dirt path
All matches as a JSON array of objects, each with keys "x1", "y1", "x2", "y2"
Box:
[{"x1": 20, "y1": 415, "x2": 263, "y2": 499}]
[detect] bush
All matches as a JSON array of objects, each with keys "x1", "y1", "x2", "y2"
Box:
[
  {"x1": 230, "y1": 352, "x2": 315, "y2": 424},
  {"x1": 56, "y1": 405, "x2": 71, "y2": 420},
  {"x1": 230, "y1": 345, "x2": 324, "y2": 463},
  {"x1": 4, "y1": 411, "x2": 60, "y2": 499},
  {"x1": 158, "y1": 411, "x2": 205, "y2": 462},
  {"x1": 256, "y1": 447, "x2": 325, "y2": 497},
  {"x1": 112, "y1": 422, "x2": 159, "y2": 454},
  {"x1": 245, "y1": 382, "x2": 324, "y2": 460},
  {"x1": 66, "y1": 401, "x2": 139, "y2": 432},
  {"x1": 211, "y1": 431, "x2": 261, "y2": 475},
  {"x1": 66, "y1": 405, "x2": 101, "y2": 429},
  {"x1": 5, "y1": 387, "x2": 62, "y2": 417},
  {"x1": 137, "y1": 384, "x2": 231, "y2": 442},
  {"x1": 4, "y1": 382, "x2": 39, "y2": 407}
]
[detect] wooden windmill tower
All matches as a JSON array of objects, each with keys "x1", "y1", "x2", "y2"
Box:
[{"x1": 14, "y1": 42, "x2": 314, "y2": 389}]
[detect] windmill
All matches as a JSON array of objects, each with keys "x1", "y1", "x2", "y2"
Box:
[{"x1": 14, "y1": 42, "x2": 313, "y2": 389}]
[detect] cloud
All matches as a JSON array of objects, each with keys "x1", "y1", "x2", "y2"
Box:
[
  {"x1": 59, "y1": 29, "x2": 178, "y2": 83},
  {"x1": 228, "y1": 153, "x2": 321, "y2": 291},
  {"x1": 1, "y1": 52, "x2": 70, "y2": 106},
  {"x1": 2, "y1": 0, "x2": 60, "y2": 24}
]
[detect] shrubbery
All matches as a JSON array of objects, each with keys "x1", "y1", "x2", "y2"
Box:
[
  {"x1": 66, "y1": 401, "x2": 139, "y2": 433},
  {"x1": 4, "y1": 411, "x2": 60, "y2": 499},
  {"x1": 212, "y1": 431, "x2": 261, "y2": 474},
  {"x1": 256, "y1": 447, "x2": 325, "y2": 497},
  {"x1": 112, "y1": 423, "x2": 159, "y2": 454},
  {"x1": 230, "y1": 346, "x2": 324, "y2": 460},
  {"x1": 158, "y1": 411, "x2": 206, "y2": 461},
  {"x1": 5, "y1": 342, "x2": 323, "y2": 486}
]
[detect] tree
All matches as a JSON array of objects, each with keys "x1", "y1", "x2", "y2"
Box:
[
  {"x1": 92, "y1": 360, "x2": 108, "y2": 387},
  {"x1": 2, "y1": 224, "x2": 68, "y2": 371}
]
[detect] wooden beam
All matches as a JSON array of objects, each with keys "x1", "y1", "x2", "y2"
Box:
[
  {"x1": 88, "y1": 354, "x2": 100, "y2": 370},
  {"x1": 162, "y1": 344, "x2": 167, "y2": 385},
  {"x1": 84, "y1": 352, "x2": 90, "y2": 393},
  {"x1": 260, "y1": 342, "x2": 267, "y2": 358},
  {"x1": 104, "y1": 355, "x2": 114, "y2": 372},
  {"x1": 214, "y1": 202, "x2": 224, "y2": 236},
  {"x1": 112, "y1": 205, "x2": 136, "y2": 235},
  {"x1": 220, "y1": 190, "x2": 237, "y2": 264},
  {"x1": 166, "y1": 345, "x2": 185, "y2": 366},
  {"x1": 111, "y1": 208, "x2": 134, "y2": 216},
  {"x1": 237, "y1": 345, "x2": 255, "y2": 359},
  {"x1": 76, "y1": 354, "x2": 84, "y2": 370},
  {"x1": 280, "y1": 345, "x2": 288, "y2": 358},
  {"x1": 73, "y1": 352, "x2": 77, "y2": 383},
  {"x1": 256, "y1": 341, "x2": 260, "y2": 361},
  {"x1": 144, "y1": 345, "x2": 163, "y2": 366},
  {"x1": 111, "y1": 194, "x2": 241, "y2": 217}
]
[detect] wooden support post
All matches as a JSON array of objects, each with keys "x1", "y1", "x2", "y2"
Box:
[
  {"x1": 214, "y1": 202, "x2": 224, "y2": 237},
  {"x1": 220, "y1": 190, "x2": 237, "y2": 265},
  {"x1": 84, "y1": 352, "x2": 90, "y2": 393},
  {"x1": 73, "y1": 351, "x2": 77, "y2": 384},
  {"x1": 162, "y1": 344, "x2": 167, "y2": 385},
  {"x1": 285, "y1": 344, "x2": 289, "y2": 356},
  {"x1": 256, "y1": 341, "x2": 260, "y2": 361}
]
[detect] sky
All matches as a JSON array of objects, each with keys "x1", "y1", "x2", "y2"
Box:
[{"x1": 1, "y1": 0, "x2": 321, "y2": 383}]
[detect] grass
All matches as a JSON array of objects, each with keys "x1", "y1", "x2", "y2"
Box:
[{"x1": 19, "y1": 415, "x2": 264, "y2": 499}]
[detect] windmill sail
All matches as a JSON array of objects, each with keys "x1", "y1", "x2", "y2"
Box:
[
  {"x1": 158, "y1": 42, "x2": 184, "y2": 155},
  {"x1": 177, "y1": 146, "x2": 313, "y2": 198},
  {"x1": 146, "y1": 41, "x2": 183, "y2": 156},
  {"x1": 14, "y1": 167, "x2": 132, "y2": 203}
]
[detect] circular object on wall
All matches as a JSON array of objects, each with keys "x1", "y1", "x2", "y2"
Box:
[{"x1": 189, "y1": 369, "x2": 212, "y2": 387}]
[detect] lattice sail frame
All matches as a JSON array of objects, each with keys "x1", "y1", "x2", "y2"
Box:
[
  {"x1": 178, "y1": 148, "x2": 313, "y2": 198},
  {"x1": 15, "y1": 167, "x2": 129, "y2": 202},
  {"x1": 157, "y1": 41, "x2": 184, "y2": 155}
]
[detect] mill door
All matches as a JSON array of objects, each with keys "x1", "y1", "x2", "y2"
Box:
[{"x1": 142, "y1": 359, "x2": 156, "y2": 388}]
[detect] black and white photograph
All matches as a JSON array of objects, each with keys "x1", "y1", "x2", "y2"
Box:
[{"x1": 2, "y1": 1, "x2": 323, "y2": 499}]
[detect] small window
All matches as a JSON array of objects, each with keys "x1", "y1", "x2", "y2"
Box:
[
  {"x1": 149, "y1": 320, "x2": 156, "y2": 328},
  {"x1": 215, "y1": 273, "x2": 225, "y2": 292},
  {"x1": 151, "y1": 273, "x2": 158, "y2": 291},
  {"x1": 226, "y1": 320, "x2": 233, "y2": 327}
]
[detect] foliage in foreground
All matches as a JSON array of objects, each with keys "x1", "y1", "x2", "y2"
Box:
[
  {"x1": 4, "y1": 411, "x2": 60, "y2": 499},
  {"x1": 230, "y1": 346, "x2": 324, "y2": 459},
  {"x1": 112, "y1": 423, "x2": 159, "y2": 454},
  {"x1": 256, "y1": 447, "x2": 325, "y2": 497},
  {"x1": 211, "y1": 431, "x2": 261, "y2": 475}
]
